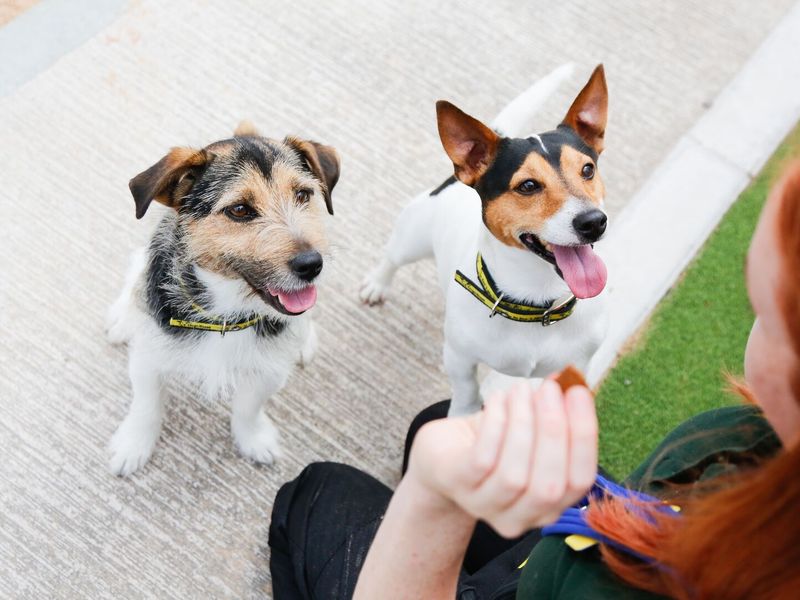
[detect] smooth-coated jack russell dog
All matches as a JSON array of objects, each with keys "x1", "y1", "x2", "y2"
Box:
[
  {"x1": 107, "y1": 123, "x2": 339, "y2": 476},
  {"x1": 361, "y1": 64, "x2": 609, "y2": 416}
]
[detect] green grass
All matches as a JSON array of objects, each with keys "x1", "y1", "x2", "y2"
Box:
[{"x1": 597, "y1": 123, "x2": 800, "y2": 478}]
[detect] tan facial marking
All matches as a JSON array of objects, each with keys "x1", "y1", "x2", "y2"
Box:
[
  {"x1": 185, "y1": 152, "x2": 329, "y2": 281},
  {"x1": 483, "y1": 153, "x2": 566, "y2": 248},
  {"x1": 482, "y1": 147, "x2": 605, "y2": 249},
  {"x1": 559, "y1": 146, "x2": 605, "y2": 206}
]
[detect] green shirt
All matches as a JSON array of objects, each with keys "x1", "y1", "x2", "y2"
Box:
[{"x1": 516, "y1": 405, "x2": 781, "y2": 599}]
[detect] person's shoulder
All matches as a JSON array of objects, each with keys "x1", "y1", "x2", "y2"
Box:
[{"x1": 627, "y1": 404, "x2": 781, "y2": 491}]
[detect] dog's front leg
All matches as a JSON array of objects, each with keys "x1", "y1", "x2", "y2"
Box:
[
  {"x1": 444, "y1": 343, "x2": 481, "y2": 416},
  {"x1": 298, "y1": 320, "x2": 318, "y2": 368},
  {"x1": 106, "y1": 248, "x2": 147, "y2": 346},
  {"x1": 231, "y1": 376, "x2": 284, "y2": 465},
  {"x1": 108, "y1": 345, "x2": 164, "y2": 476}
]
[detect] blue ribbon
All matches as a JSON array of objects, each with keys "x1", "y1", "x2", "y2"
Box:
[{"x1": 541, "y1": 475, "x2": 680, "y2": 563}]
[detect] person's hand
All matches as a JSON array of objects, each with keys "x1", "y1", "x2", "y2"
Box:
[{"x1": 405, "y1": 379, "x2": 598, "y2": 537}]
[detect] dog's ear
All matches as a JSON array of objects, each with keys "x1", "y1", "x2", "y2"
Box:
[
  {"x1": 562, "y1": 64, "x2": 608, "y2": 154},
  {"x1": 234, "y1": 120, "x2": 260, "y2": 137},
  {"x1": 129, "y1": 148, "x2": 213, "y2": 219},
  {"x1": 436, "y1": 101, "x2": 500, "y2": 186},
  {"x1": 285, "y1": 137, "x2": 340, "y2": 216}
]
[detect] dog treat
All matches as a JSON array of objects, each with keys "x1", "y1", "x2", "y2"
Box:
[{"x1": 554, "y1": 365, "x2": 587, "y2": 392}]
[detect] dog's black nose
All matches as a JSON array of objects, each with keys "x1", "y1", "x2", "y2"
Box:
[
  {"x1": 290, "y1": 251, "x2": 323, "y2": 282},
  {"x1": 572, "y1": 209, "x2": 607, "y2": 242}
]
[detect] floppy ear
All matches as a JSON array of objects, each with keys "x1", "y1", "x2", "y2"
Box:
[
  {"x1": 234, "y1": 120, "x2": 260, "y2": 137},
  {"x1": 129, "y1": 148, "x2": 213, "y2": 219},
  {"x1": 562, "y1": 64, "x2": 608, "y2": 154},
  {"x1": 436, "y1": 101, "x2": 500, "y2": 186},
  {"x1": 285, "y1": 137, "x2": 340, "y2": 215}
]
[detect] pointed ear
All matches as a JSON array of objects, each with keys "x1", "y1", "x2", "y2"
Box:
[
  {"x1": 562, "y1": 64, "x2": 608, "y2": 154},
  {"x1": 234, "y1": 120, "x2": 260, "y2": 137},
  {"x1": 129, "y1": 147, "x2": 213, "y2": 219},
  {"x1": 436, "y1": 101, "x2": 500, "y2": 186},
  {"x1": 285, "y1": 137, "x2": 340, "y2": 215}
]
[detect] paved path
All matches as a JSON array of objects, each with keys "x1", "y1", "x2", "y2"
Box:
[{"x1": 0, "y1": 1, "x2": 795, "y2": 597}]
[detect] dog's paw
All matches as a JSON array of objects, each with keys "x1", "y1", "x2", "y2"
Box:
[
  {"x1": 105, "y1": 303, "x2": 136, "y2": 346},
  {"x1": 108, "y1": 418, "x2": 160, "y2": 477},
  {"x1": 105, "y1": 319, "x2": 133, "y2": 346},
  {"x1": 299, "y1": 323, "x2": 318, "y2": 368},
  {"x1": 359, "y1": 276, "x2": 389, "y2": 306},
  {"x1": 233, "y1": 414, "x2": 283, "y2": 465}
]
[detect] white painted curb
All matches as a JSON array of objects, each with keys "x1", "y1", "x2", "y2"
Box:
[
  {"x1": 586, "y1": 1, "x2": 800, "y2": 386},
  {"x1": 0, "y1": 0, "x2": 126, "y2": 97}
]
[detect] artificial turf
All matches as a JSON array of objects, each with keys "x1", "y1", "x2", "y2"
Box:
[{"x1": 597, "y1": 122, "x2": 800, "y2": 478}]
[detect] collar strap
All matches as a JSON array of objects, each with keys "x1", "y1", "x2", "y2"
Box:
[
  {"x1": 454, "y1": 253, "x2": 577, "y2": 325},
  {"x1": 170, "y1": 272, "x2": 269, "y2": 336},
  {"x1": 169, "y1": 314, "x2": 266, "y2": 335}
]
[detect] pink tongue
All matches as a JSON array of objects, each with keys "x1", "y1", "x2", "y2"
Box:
[
  {"x1": 275, "y1": 286, "x2": 317, "y2": 314},
  {"x1": 551, "y1": 244, "x2": 608, "y2": 299}
]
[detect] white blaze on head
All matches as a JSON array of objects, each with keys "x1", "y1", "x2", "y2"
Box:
[{"x1": 530, "y1": 134, "x2": 549, "y2": 155}]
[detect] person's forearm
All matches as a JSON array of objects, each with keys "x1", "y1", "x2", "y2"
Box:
[{"x1": 353, "y1": 474, "x2": 476, "y2": 599}]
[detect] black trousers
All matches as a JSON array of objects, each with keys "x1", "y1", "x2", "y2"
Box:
[{"x1": 269, "y1": 401, "x2": 540, "y2": 599}]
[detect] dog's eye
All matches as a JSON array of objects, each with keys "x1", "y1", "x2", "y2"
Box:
[
  {"x1": 515, "y1": 179, "x2": 542, "y2": 195},
  {"x1": 295, "y1": 189, "x2": 312, "y2": 204},
  {"x1": 581, "y1": 163, "x2": 595, "y2": 180},
  {"x1": 224, "y1": 203, "x2": 257, "y2": 221}
]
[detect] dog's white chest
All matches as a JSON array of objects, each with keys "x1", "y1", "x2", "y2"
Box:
[
  {"x1": 444, "y1": 278, "x2": 607, "y2": 379},
  {"x1": 167, "y1": 321, "x2": 305, "y2": 397}
]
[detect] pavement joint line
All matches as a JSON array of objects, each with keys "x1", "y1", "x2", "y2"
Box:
[{"x1": 686, "y1": 132, "x2": 756, "y2": 181}]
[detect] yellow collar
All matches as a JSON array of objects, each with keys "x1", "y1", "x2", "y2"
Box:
[
  {"x1": 169, "y1": 273, "x2": 270, "y2": 336},
  {"x1": 454, "y1": 253, "x2": 577, "y2": 325},
  {"x1": 168, "y1": 314, "x2": 266, "y2": 335}
]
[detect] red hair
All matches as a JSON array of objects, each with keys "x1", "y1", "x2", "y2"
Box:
[{"x1": 587, "y1": 161, "x2": 800, "y2": 599}]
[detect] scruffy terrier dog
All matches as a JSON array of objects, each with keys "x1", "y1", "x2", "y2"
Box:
[{"x1": 106, "y1": 123, "x2": 339, "y2": 476}]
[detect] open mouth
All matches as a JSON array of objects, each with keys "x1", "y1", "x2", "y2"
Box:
[
  {"x1": 244, "y1": 277, "x2": 318, "y2": 316},
  {"x1": 519, "y1": 232, "x2": 608, "y2": 299},
  {"x1": 520, "y1": 233, "x2": 557, "y2": 266}
]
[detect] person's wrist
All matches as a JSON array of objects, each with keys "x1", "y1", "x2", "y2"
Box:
[{"x1": 398, "y1": 469, "x2": 474, "y2": 523}]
